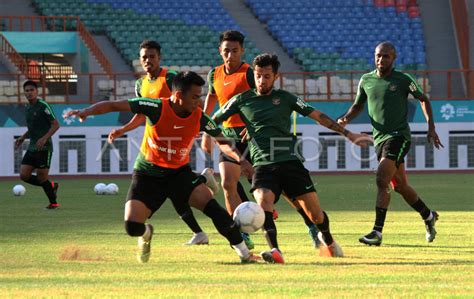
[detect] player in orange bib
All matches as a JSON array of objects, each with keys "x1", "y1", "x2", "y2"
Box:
[
  {"x1": 201, "y1": 30, "x2": 322, "y2": 249},
  {"x1": 107, "y1": 40, "x2": 211, "y2": 246},
  {"x1": 64, "y1": 71, "x2": 260, "y2": 264}
]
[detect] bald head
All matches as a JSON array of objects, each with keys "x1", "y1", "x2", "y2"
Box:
[
  {"x1": 375, "y1": 41, "x2": 397, "y2": 56},
  {"x1": 374, "y1": 41, "x2": 397, "y2": 76}
]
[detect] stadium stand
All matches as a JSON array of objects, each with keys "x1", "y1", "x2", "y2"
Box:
[
  {"x1": 31, "y1": 0, "x2": 261, "y2": 70},
  {"x1": 245, "y1": 0, "x2": 427, "y2": 72}
]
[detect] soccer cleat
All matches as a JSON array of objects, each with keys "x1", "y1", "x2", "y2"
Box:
[
  {"x1": 425, "y1": 211, "x2": 439, "y2": 242},
  {"x1": 52, "y1": 181, "x2": 59, "y2": 197},
  {"x1": 44, "y1": 203, "x2": 60, "y2": 210},
  {"x1": 272, "y1": 209, "x2": 279, "y2": 220},
  {"x1": 137, "y1": 223, "x2": 154, "y2": 263},
  {"x1": 200, "y1": 168, "x2": 220, "y2": 195},
  {"x1": 184, "y1": 232, "x2": 209, "y2": 245},
  {"x1": 240, "y1": 253, "x2": 262, "y2": 264},
  {"x1": 308, "y1": 224, "x2": 321, "y2": 248},
  {"x1": 241, "y1": 232, "x2": 254, "y2": 250},
  {"x1": 358, "y1": 230, "x2": 382, "y2": 246},
  {"x1": 318, "y1": 232, "x2": 344, "y2": 257},
  {"x1": 260, "y1": 248, "x2": 285, "y2": 264}
]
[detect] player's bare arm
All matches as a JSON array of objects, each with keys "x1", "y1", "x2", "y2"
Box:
[
  {"x1": 308, "y1": 110, "x2": 371, "y2": 147},
  {"x1": 36, "y1": 119, "x2": 59, "y2": 150},
  {"x1": 64, "y1": 100, "x2": 131, "y2": 122},
  {"x1": 337, "y1": 102, "x2": 365, "y2": 126},
  {"x1": 213, "y1": 133, "x2": 254, "y2": 178},
  {"x1": 417, "y1": 94, "x2": 444, "y2": 149},
  {"x1": 108, "y1": 113, "x2": 146, "y2": 144},
  {"x1": 15, "y1": 130, "x2": 29, "y2": 149}
]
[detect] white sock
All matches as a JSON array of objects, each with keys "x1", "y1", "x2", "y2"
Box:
[
  {"x1": 232, "y1": 241, "x2": 250, "y2": 258},
  {"x1": 142, "y1": 224, "x2": 151, "y2": 239},
  {"x1": 425, "y1": 212, "x2": 433, "y2": 221}
]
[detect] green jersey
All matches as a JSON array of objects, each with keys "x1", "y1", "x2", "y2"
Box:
[
  {"x1": 213, "y1": 89, "x2": 315, "y2": 166},
  {"x1": 25, "y1": 99, "x2": 57, "y2": 152},
  {"x1": 128, "y1": 98, "x2": 222, "y2": 177},
  {"x1": 355, "y1": 69, "x2": 424, "y2": 145}
]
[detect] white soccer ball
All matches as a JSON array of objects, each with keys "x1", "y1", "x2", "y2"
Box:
[
  {"x1": 94, "y1": 183, "x2": 107, "y2": 195},
  {"x1": 12, "y1": 184, "x2": 26, "y2": 196},
  {"x1": 105, "y1": 183, "x2": 119, "y2": 195},
  {"x1": 233, "y1": 201, "x2": 265, "y2": 233}
]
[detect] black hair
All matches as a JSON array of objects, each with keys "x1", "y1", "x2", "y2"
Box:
[
  {"x1": 23, "y1": 80, "x2": 38, "y2": 90},
  {"x1": 252, "y1": 53, "x2": 280, "y2": 73},
  {"x1": 139, "y1": 40, "x2": 161, "y2": 55},
  {"x1": 219, "y1": 30, "x2": 245, "y2": 46},
  {"x1": 172, "y1": 71, "x2": 205, "y2": 94}
]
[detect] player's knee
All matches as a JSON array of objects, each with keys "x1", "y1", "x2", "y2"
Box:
[
  {"x1": 124, "y1": 220, "x2": 146, "y2": 237},
  {"x1": 19, "y1": 173, "x2": 30, "y2": 182},
  {"x1": 221, "y1": 178, "x2": 237, "y2": 192},
  {"x1": 375, "y1": 175, "x2": 390, "y2": 189}
]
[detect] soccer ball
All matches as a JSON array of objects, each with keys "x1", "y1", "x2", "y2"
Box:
[
  {"x1": 94, "y1": 183, "x2": 107, "y2": 195},
  {"x1": 105, "y1": 183, "x2": 119, "y2": 195},
  {"x1": 12, "y1": 184, "x2": 26, "y2": 196},
  {"x1": 233, "y1": 202, "x2": 265, "y2": 233}
]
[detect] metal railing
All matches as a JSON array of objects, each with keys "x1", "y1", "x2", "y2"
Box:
[
  {"x1": 0, "y1": 69, "x2": 471, "y2": 104},
  {"x1": 0, "y1": 15, "x2": 112, "y2": 76}
]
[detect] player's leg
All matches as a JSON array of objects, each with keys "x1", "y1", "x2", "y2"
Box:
[
  {"x1": 187, "y1": 183, "x2": 260, "y2": 263},
  {"x1": 250, "y1": 164, "x2": 284, "y2": 263},
  {"x1": 20, "y1": 150, "x2": 58, "y2": 208},
  {"x1": 170, "y1": 198, "x2": 209, "y2": 245},
  {"x1": 392, "y1": 164, "x2": 439, "y2": 242},
  {"x1": 171, "y1": 166, "x2": 259, "y2": 263},
  {"x1": 359, "y1": 157, "x2": 397, "y2": 245},
  {"x1": 124, "y1": 172, "x2": 162, "y2": 263},
  {"x1": 294, "y1": 192, "x2": 343, "y2": 257},
  {"x1": 282, "y1": 194, "x2": 321, "y2": 247},
  {"x1": 219, "y1": 161, "x2": 245, "y2": 214},
  {"x1": 253, "y1": 187, "x2": 285, "y2": 263},
  {"x1": 280, "y1": 160, "x2": 340, "y2": 257},
  {"x1": 219, "y1": 158, "x2": 254, "y2": 249}
]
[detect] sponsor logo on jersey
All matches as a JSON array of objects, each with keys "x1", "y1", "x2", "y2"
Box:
[
  {"x1": 295, "y1": 97, "x2": 307, "y2": 109},
  {"x1": 409, "y1": 82, "x2": 418, "y2": 93},
  {"x1": 205, "y1": 121, "x2": 217, "y2": 131},
  {"x1": 139, "y1": 100, "x2": 158, "y2": 107},
  {"x1": 389, "y1": 83, "x2": 397, "y2": 91},
  {"x1": 173, "y1": 125, "x2": 184, "y2": 129},
  {"x1": 272, "y1": 98, "x2": 281, "y2": 105},
  {"x1": 44, "y1": 108, "x2": 51, "y2": 115}
]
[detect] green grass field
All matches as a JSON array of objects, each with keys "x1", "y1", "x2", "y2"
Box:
[{"x1": 1, "y1": 173, "x2": 473, "y2": 298}]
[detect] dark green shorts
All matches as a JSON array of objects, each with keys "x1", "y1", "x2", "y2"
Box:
[
  {"x1": 375, "y1": 136, "x2": 411, "y2": 167},
  {"x1": 21, "y1": 150, "x2": 52, "y2": 169},
  {"x1": 251, "y1": 160, "x2": 316, "y2": 202},
  {"x1": 126, "y1": 165, "x2": 200, "y2": 216}
]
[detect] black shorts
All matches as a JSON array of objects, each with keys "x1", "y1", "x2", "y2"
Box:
[
  {"x1": 21, "y1": 150, "x2": 52, "y2": 169},
  {"x1": 251, "y1": 160, "x2": 316, "y2": 202},
  {"x1": 219, "y1": 139, "x2": 252, "y2": 165},
  {"x1": 126, "y1": 165, "x2": 201, "y2": 216},
  {"x1": 375, "y1": 136, "x2": 411, "y2": 167}
]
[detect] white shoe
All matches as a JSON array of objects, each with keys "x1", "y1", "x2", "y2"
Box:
[
  {"x1": 137, "y1": 224, "x2": 153, "y2": 263},
  {"x1": 318, "y1": 232, "x2": 344, "y2": 257},
  {"x1": 200, "y1": 168, "x2": 220, "y2": 195},
  {"x1": 184, "y1": 232, "x2": 209, "y2": 245}
]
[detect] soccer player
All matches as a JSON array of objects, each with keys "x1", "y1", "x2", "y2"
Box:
[
  {"x1": 201, "y1": 30, "x2": 321, "y2": 249},
  {"x1": 337, "y1": 42, "x2": 443, "y2": 246},
  {"x1": 64, "y1": 71, "x2": 260, "y2": 264},
  {"x1": 15, "y1": 80, "x2": 60, "y2": 209},
  {"x1": 108, "y1": 40, "x2": 211, "y2": 246},
  {"x1": 213, "y1": 53, "x2": 370, "y2": 263}
]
